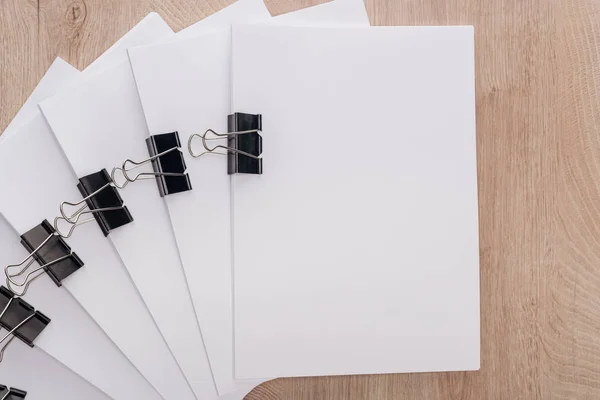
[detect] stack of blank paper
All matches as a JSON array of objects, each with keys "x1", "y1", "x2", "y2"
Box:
[
  {"x1": 131, "y1": 22, "x2": 478, "y2": 382},
  {"x1": 0, "y1": 0, "x2": 479, "y2": 399}
]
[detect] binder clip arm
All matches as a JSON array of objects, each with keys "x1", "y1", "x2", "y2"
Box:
[
  {"x1": 60, "y1": 178, "x2": 126, "y2": 224},
  {"x1": 188, "y1": 113, "x2": 262, "y2": 174},
  {"x1": 5, "y1": 229, "x2": 63, "y2": 296},
  {"x1": 187, "y1": 128, "x2": 261, "y2": 159},
  {"x1": 115, "y1": 146, "x2": 187, "y2": 185}
]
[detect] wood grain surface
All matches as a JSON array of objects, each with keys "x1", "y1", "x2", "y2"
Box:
[{"x1": 1, "y1": 0, "x2": 600, "y2": 399}]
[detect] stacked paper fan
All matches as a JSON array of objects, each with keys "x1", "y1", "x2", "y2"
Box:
[{"x1": 0, "y1": 0, "x2": 479, "y2": 399}]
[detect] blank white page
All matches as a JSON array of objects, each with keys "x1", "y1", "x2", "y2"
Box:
[
  {"x1": 0, "y1": 117, "x2": 195, "y2": 400},
  {"x1": 231, "y1": 24, "x2": 480, "y2": 379},
  {"x1": 128, "y1": 28, "x2": 246, "y2": 398},
  {"x1": 0, "y1": 216, "x2": 156, "y2": 400},
  {"x1": 128, "y1": 0, "x2": 370, "y2": 395},
  {"x1": 0, "y1": 344, "x2": 107, "y2": 400}
]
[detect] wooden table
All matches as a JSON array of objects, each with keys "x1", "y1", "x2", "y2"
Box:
[{"x1": 1, "y1": 0, "x2": 599, "y2": 398}]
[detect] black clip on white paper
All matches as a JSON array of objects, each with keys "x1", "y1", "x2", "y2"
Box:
[
  {"x1": 0, "y1": 385, "x2": 27, "y2": 400},
  {"x1": 59, "y1": 169, "x2": 134, "y2": 237},
  {"x1": 0, "y1": 286, "x2": 50, "y2": 362},
  {"x1": 76, "y1": 169, "x2": 134, "y2": 236},
  {"x1": 4, "y1": 219, "x2": 85, "y2": 296},
  {"x1": 145, "y1": 132, "x2": 192, "y2": 196},
  {"x1": 187, "y1": 112, "x2": 263, "y2": 174},
  {"x1": 112, "y1": 131, "x2": 192, "y2": 197},
  {"x1": 227, "y1": 113, "x2": 263, "y2": 174}
]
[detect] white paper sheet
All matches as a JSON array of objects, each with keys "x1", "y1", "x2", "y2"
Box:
[
  {"x1": 128, "y1": 0, "x2": 369, "y2": 396},
  {"x1": 0, "y1": 343, "x2": 107, "y2": 400},
  {"x1": 0, "y1": 216, "x2": 153, "y2": 400},
  {"x1": 231, "y1": 25, "x2": 480, "y2": 379},
  {"x1": 0, "y1": 14, "x2": 196, "y2": 400}
]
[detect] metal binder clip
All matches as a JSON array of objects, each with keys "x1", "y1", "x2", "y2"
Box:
[
  {"x1": 144, "y1": 132, "x2": 192, "y2": 196},
  {"x1": 188, "y1": 112, "x2": 263, "y2": 174},
  {"x1": 0, "y1": 386, "x2": 27, "y2": 400},
  {"x1": 60, "y1": 169, "x2": 134, "y2": 237},
  {"x1": 4, "y1": 219, "x2": 85, "y2": 296},
  {"x1": 0, "y1": 286, "x2": 50, "y2": 363},
  {"x1": 108, "y1": 132, "x2": 192, "y2": 197}
]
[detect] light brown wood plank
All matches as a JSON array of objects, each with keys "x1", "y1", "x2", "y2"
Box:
[
  {"x1": 546, "y1": 0, "x2": 600, "y2": 398},
  {"x1": 38, "y1": 0, "x2": 154, "y2": 70},
  {"x1": 0, "y1": 0, "x2": 40, "y2": 133},
  {"x1": 1, "y1": 0, "x2": 600, "y2": 399}
]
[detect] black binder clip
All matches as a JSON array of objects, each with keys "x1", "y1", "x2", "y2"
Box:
[
  {"x1": 0, "y1": 386, "x2": 27, "y2": 400},
  {"x1": 77, "y1": 169, "x2": 134, "y2": 236},
  {"x1": 58, "y1": 169, "x2": 134, "y2": 237},
  {"x1": 4, "y1": 220, "x2": 84, "y2": 296},
  {"x1": 145, "y1": 132, "x2": 192, "y2": 197},
  {"x1": 19, "y1": 220, "x2": 84, "y2": 287},
  {"x1": 187, "y1": 112, "x2": 263, "y2": 174},
  {"x1": 0, "y1": 286, "x2": 50, "y2": 363},
  {"x1": 227, "y1": 113, "x2": 262, "y2": 174},
  {"x1": 102, "y1": 132, "x2": 192, "y2": 198}
]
